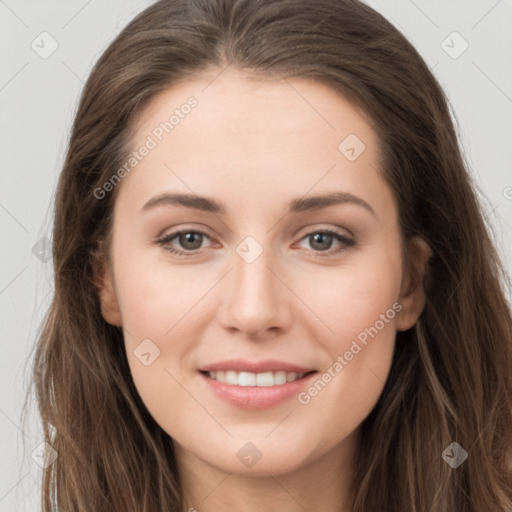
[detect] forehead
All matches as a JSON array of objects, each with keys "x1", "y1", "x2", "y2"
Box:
[
  {"x1": 118, "y1": 67, "x2": 393, "y2": 220},
  {"x1": 132, "y1": 67, "x2": 375, "y2": 148}
]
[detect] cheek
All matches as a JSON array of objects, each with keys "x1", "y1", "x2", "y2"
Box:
[
  {"x1": 304, "y1": 248, "x2": 402, "y2": 349},
  {"x1": 113, "y1": 251, "x2": 213, "y2": 420},
  {"x1": 113, "y1": 244, "x2": 208, "y2": 340},
  {"x1": 295, "y1": 250, "x2": 400, "y2": 428},
  {"x1": 118, "y1": 277, "x2": 199, "y2": 385},
  {"x1": 329, "y1": 275, "x2": 399, "y2": 356}
]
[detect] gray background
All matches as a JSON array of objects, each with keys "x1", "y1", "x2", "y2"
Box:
[{"x1": 1, "y1": 0, "x2": 511, "y2": 510}]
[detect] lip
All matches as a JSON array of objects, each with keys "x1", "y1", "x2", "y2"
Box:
[
  {"x1": 199, "y1": 359, "x2": 315, "y2": 374},
  {"x1": 198, "y1": 367, "x2": 318, "y2": 410}
]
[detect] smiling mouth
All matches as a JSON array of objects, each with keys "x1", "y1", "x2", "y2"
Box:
[{"x1": 200, "y1": 370, "x2": 317, "y2": 387}]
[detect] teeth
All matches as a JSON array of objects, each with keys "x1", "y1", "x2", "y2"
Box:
[{"x1": 207, "y1": 370, "x2": 306, "y2": 386}]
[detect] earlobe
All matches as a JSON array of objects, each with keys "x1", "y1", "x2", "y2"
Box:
[
  {"x1": 396, "y1": 236, "x2": 433, "y2": 332},
  {"x1": 93, "y1": 248, "x2": 122, "y2": 327}
]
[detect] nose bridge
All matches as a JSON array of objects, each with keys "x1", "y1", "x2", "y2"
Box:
[
  {"x1": 233, "y1": 236, "x2": 279, "y2": 310},
  {"x1": 218, "y1": 233, "x2": 291, "y2": 337}
]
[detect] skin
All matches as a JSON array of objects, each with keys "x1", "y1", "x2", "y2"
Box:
[{"x1": 96, "y1": 66, "x2": 431, "y2": 512}]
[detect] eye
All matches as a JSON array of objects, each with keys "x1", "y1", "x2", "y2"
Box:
[
  {"x1": 295, "y1": 229, "x2": 355, "y2": 256},
  {"x1": 157, "y1": 229, "x2": 214, "y2": 256},
  {"x1": 156, "y1": 227, "x2": 355, "y2": 257}
]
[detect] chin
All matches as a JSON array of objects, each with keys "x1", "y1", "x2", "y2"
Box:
[{"x1": 192, "y1": 434, "x2": 316, "y2": 476}]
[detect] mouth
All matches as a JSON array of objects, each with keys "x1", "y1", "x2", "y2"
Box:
[
  {"x1": 197, "y1": 360, "x2": 319, "y2": 409},
  {"x1": 199, "y1": 369, "x2": 317, "y2": 387}
]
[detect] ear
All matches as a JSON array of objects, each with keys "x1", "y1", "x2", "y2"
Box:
[
  {"x1": 92, "y1": 244, "x2": 122, "y2": 327},
  {"x1": 396, "y1": 236, "x2": 432, "y2": 332}
]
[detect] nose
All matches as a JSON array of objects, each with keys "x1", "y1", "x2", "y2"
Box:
[{"x1": 217, "y1": 246, "x2": 293, "y2": 340}]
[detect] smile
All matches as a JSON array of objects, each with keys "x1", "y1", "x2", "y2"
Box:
[
  {"x1": 203, "y1": 370, "x2": 313, "y2": 387},
  {"x1": 198, "y1": 362, "x2": 319, "y2": 409}
]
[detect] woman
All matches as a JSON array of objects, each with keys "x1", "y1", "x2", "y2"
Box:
[{"x1": 31, "y1": 0, "x2": 512, "y2": 510}]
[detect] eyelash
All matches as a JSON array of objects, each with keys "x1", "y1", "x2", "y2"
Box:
[{"x1": 156, "y1": 228, "x2": 355, "y2": 258}]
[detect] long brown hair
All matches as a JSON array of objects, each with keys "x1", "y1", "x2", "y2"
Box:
[{"x1": 29, "y1": 0, "x2": 512, "y2": 510}]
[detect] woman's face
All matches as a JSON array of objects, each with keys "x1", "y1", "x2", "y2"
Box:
[{"x1": 97, "y1": 67, "x2": 428, "y2": 477}]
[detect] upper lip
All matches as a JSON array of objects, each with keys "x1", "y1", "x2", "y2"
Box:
[{"x1": 199, "y1": 359, "x2": 316, "y2": 374}]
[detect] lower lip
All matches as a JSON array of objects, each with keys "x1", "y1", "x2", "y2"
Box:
[{"x1": 199, "y1": 371, "x2": 318, "y2": 410}]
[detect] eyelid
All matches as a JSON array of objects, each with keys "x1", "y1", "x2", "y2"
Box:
[
  {"x1": 155, "y1": 223, "x2": 216, "y2": 240},
  {"x1": 294, "y1": 223, "x2": 354, "y2": 241}
]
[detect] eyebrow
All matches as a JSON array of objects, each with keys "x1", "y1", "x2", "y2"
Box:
[{"x1": 141, "y1": 191, "x2": 376, "y2": 217}]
